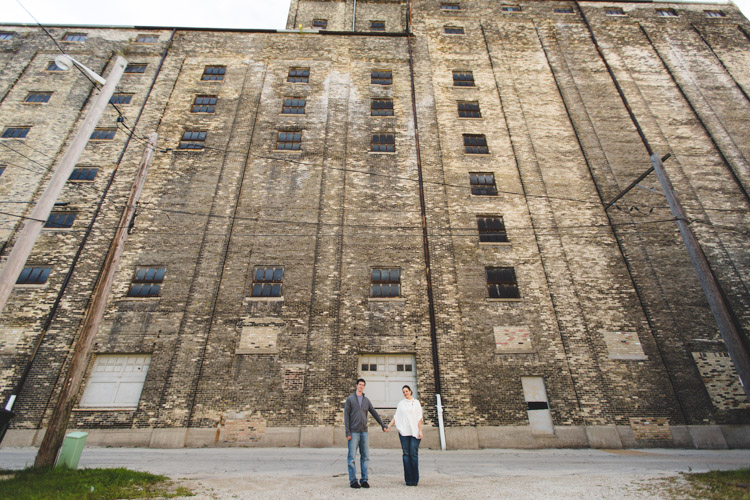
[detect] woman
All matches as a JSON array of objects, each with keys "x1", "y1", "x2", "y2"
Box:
[{"x1": 386, "y1": 385, "x2": 423, "y2": 486}]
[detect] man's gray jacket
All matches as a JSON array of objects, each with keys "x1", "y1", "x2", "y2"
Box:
[{"x1": 344, "y1": 392, "x2": 386, "y2": 437}]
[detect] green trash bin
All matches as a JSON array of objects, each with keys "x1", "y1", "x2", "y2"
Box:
[{"x1": 56, "y1": 431, "x2": 88, "y2": 469}]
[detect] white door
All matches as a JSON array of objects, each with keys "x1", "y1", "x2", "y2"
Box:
[
  {"x1": 521, "y1": 376, "x2": 554, "y2": 435},
  {"x1": 80, "y1": 355, "x2": 151, "y2": 408},
  {"x1": 358, "y1": 354, "x2": 417, "y2": 409}
]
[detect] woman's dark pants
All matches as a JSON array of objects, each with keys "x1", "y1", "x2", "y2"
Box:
[{"x1": 398, "y1": 434, "x2": 421, "y2": 485}]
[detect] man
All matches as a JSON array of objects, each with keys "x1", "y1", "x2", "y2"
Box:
[{"x1": 344, "y1": 378, "x2": 387, "y2": 489}]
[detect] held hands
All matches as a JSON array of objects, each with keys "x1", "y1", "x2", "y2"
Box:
[{"x1": 347, "y1": 435, "x2": 351, "y2": 441}]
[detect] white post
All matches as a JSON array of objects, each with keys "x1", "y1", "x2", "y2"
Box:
[
  {"x1": 436, "y1": 394, "x2": 446, "y2": 450},
  {"x1": 0, "y1": 56, "x2": 127, "y2": 315}
]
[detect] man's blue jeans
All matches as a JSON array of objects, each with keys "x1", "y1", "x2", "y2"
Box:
[
  {"x1": 347, "y1": 432, "x2": 369, "y2": 483},
  {"x1": 399, "y1": 434, "x2": 420, "y2": 485}
]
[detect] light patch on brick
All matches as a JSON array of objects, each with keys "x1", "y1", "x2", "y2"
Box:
[
  {"x1": 629, "y1": 417, "x2": 672, "y2": 441},
  {"x1": 283, "y1": 364, "x2": 305, "y2": 392},
  {"x1": 692, "y1": 352, "x2": 750, "y2": 410},
  {"x1": 604, "y1": 331, "x2": 647, "y2": 360},
  {"x1": 0, "y1": 326, "x2": 23, "y2": 353},
  {"x1": 236, "y1": 317, "x2": 283, "y2": 354},
  {"x1": 222, "y1": 411, "x2": 266, "y2": 442},
  {"x1": 494, "y1": 326, "x2": 533, "y2": 353}
]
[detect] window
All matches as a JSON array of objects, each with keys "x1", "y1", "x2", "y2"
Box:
[
  {"x1": 46, "y1": 61, "x2": 64, "y2": 71},
  {"x1": 2, "y1": 127, "x2": 30, "y2": 139},
  {"x1": 124, "y1": 64, "x2": 147, "y2": 74},
  {"x1": 371, "y1": 134, "x2": 395, "y2": 152},
  {"x1": 371, "y1": 98, "x2": 394, "y2": 116},
  {"x1": 605, "y1": 7, "x2": 624, "y2": 16},
  {"x1": 135, "y1": 34, "x2": 158, "y2": 43},
  {"x1": 276, "y1": 131, "x2": 302, "y2": 150},
  {"x1": 464, "y1": 134, "x2": 489, "y2": 154},
  {"x1": 313, "y1": 19, "x2": 328, "y2": 29},
  {"x1": 251, "y1": 267, "x2": 283, "y2": 297},
  {"x1": 486, "y1": 267, "x2": 520, "y2": 299},
  {"x1": 191, "y1": 95, "x2": 218, "y2": 113},
  {"x1": 371, "y1": 268, "x2": 401, "y2": 298},
  {"x1": 62, "y1": 32, "x2": 87, "y2": 42},
  {"x1": 0, "y1": 166, "x2": 5, "y2": 176},
  {"x1": 79, "y1": 355, "x2": 151, "y2": 409},
  {"x1": 69, "y1": 167, "x2": 98, "y2": 181},
  {"x1": 24, "y1": 92, "x2": 52, "y2": 103},
  {"x1": 288, "y1": 68, "x2": 310, "y2": 83},
  {"x1": 453, "y1": 71, "x2": 475, "y2": 87},
  {"x1": 17, "y1": 266, "x2": 51, "y2": 285},
  {"x1": 0, "y1": 32, "x2": 13, "y2": 40},
  {"x1": 178, "y1": 131, "x2": 207, "y2": 150},
  {"x1": 477, "y1": 216, "x2": 508, "y2": 243},
  {"x1": 502, "y1": 5, "x2": 521, "y2": 12},
  {"x1": 282, "y1": 97, "x2": 307, "y2": 114},
  {"x1": 470, "y1": 173, "x2": 498, "y2": 196},
  {"x1": 656, "y1": 8, "x2": 678, "y2": 17},
  {"x1": 110, "y1": 93, "x2": 133, "y2": 105},
  {"x1": 202, "y1": 65, "x2": 226, "y2": 81},
  {"x1": 458, "y1": 101, "x2": 481, "y2": 118},
  {"x1": 705, "y1": 10, "x2": 725, "y2": 18},
  {"x1": 444, "y1": 26, "x2": 465, "y2": 34},
  {"x1": 371, "y1": 70, "x2": 392, "y2": 85},
  {"x1": 90, "y1": 128, "x2": 116, "y2": 141},
  {"x1": 554, "y1": 7, "x2": 574, "y2": 14},
  {"x1": 370, "y1": 20, "x2": 386, "y2": 31},
  {"x1": 441, "y1": 3, "x2": 460, "y2": 10},
  {"x1": 128, "y1": 266, "x2": 166, "y2": 297},
  {"x1": 44, "y1": 212, "x2": 76, "y2": 229}
]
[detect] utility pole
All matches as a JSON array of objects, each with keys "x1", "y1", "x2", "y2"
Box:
[
  {"x1": 34, "y1": 132, "x2": 157, "y2": 468},
  {"x1": 0, "y1": 56, "x2": 127, "y2": 316},
  {"x1": 650, "y1": 153, "x2": 750, "y2": 400}
]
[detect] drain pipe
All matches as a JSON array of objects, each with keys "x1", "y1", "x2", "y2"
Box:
[
  {"x1": 405, "y1": 0, "x2": 446, "y2": 451},
  {"x1": 352, "y1": 0, "x2": 357, "y2": 31}
]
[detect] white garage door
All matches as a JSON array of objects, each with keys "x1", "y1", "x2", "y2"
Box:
[
  {"x1": 80, "y1": 355, "x2": 151, "y2": 408},
  {"x1": 358, "y1": 354, "x2": 417, "y2": 409}
]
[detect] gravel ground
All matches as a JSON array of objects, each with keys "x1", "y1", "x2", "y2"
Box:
[{"x1": 3, "y1": 447, "x2": 748, "y2": 499}]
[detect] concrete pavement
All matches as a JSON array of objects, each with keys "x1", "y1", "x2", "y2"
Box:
[{"x1": 2, "y1": 447, "x2": 749, "y2": 499}]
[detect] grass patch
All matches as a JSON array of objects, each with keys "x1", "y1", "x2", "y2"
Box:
[
  {"x1": 0, "y1": 466, "x2": 193, "y2": 499},
  {"x1": 682, "y1": 467, "x2": 750, "y2": 500}
]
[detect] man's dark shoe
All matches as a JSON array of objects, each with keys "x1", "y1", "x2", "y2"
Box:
[
  {"x1": 350, "y1": 481, "x2": 361, "y2": 489},
  {"x1": 360, "y1": 480, "x2": 370, "y2": 488}
]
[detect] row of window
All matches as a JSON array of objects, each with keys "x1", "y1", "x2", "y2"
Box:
[
  {"x1": 0, "y1": 165, "x2": 99, "y2": 182},
  {"x1": 17, "y1": 263, "x2": 519, "y2": 301},
  {"x1": 310, "y1": 19, "x2": 388, "y2": 31},
  {"x1": 172, "y1": 129, "x2": 496, "y2": 155},
  {"x1": 437, "y1": 3, "x2": 726, "y2": 18}
]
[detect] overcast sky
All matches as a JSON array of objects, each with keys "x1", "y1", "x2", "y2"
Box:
[{"x1": 1, "y1": 0, "x2": 747, "y2": 29}]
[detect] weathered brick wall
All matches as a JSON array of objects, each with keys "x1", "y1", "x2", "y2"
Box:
[{"x1": 0, "y1": 0, "x2": 748, "y2": 446}]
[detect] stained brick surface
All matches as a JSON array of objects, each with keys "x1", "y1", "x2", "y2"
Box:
[{"x1": 0, "y1": 0, "x2": 748, "y2": 446}]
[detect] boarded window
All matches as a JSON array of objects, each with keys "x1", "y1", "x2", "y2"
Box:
[
  {"x1": 371, "y1": 70, "x2": 392, "y2": 85},
  {"x1": 128, "y1": 267, "x2": 166, "y2": 297},
  {"x1": 202, "y1": 65, "x2": 226, "y2": 81},
  {"x1": 251, "y1": 267, "x2": 284, "y2": 297},
  {"x1": 453, "y1": 71, "x2": 475, "y2": 87},
  {"x1": 371, "y1": 134, "x2": 395, "y2": 152},
  {"x1": 178, "y1": 131, "x2": 207, "y2": 150},
  {"x1": 486, "y1": 267, "x2": 520, "y2": 299},
  {"x1": 371, "y1": 99, "x2": 394, "y2": 116},
  {"x1": 371, "y1": 268, "x2": 401, "y2": 298},
  {"x1": 288, "y1": 68, "x2": 310, "y2": 83},
  {"x1": 470, "y1": 173, "x2": 497, "y2": 196},
  {"x1": 276, "y1": 131, "x2": 302, "y2": 150},
  {"x1": 477, "y1": 216, "x2": 508, "y2": 243}
]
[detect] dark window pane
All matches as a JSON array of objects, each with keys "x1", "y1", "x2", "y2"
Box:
[{"x1": 124, "y1": 64, "x2": 147, "y2": 73}]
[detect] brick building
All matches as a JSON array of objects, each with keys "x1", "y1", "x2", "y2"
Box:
[{"x1": 0, "y1": 0, "x2": 749, "y2": 449}]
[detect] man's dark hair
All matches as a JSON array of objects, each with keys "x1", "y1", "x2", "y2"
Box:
[{"x1": 357, "y1": 378, "x2": 366, "y2": 385}]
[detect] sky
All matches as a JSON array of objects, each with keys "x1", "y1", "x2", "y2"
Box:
[{"x1": 0, "y1": 0, "x2": 748, "y2": 30}]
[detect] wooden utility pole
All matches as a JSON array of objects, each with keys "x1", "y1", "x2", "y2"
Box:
[
  {"x1": 0, "y1": 56, "x2": 127, "y2": 316},
  {"x1": 650, "y1": 153, "x2": 750, "y2": 400},
  {"x1": 34, "y1": 133, "x2": 157, "y2": 468}
]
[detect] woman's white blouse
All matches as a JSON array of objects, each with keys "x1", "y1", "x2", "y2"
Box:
[{"x1": 394, "y1": 398, "x2": 423, "y2": 437}]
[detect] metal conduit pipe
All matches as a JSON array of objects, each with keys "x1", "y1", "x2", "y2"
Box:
[
  {"x1": 405, "y1": 0, "x2": 446, "y2": 451},
  {"x1": 353, "y1": 0, "x2": 357, "y2": 31}
]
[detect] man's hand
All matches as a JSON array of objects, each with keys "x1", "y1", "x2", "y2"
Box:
[
  {"x1": 382, "y1": 427, "x2": 387, "y2": 432},
  {"x1": 347, "y1": 435, "x2": 352, "y2": 441}
]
